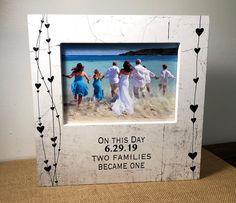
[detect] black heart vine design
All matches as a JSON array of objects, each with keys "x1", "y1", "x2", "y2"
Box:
[
  {"x1": 33, "y1": 14, "x2": 62, "y2": 186},
  {"x1": 193, "y1": 77, "x2": 199, "y2": 84},
  {"x1": 190, "y1": 104, "x2": 198, "y2": 113},
  {"x1": 196, "y1": 28, "x2": 204, "y2": 36},
  {"x1": 188, "y1": 152, "x2": 198, "y2": 160},
  {"x1": 188, "y1": 16, "x2": 204, "y2": 175},
  {"x1": 37, "y1": 125, "x2": 45, "y2": 133},
  {"x1": 48, "y1": 76, "x2": 54, "y2": 83},
  {"x1": 194, "y1": 48, "x2": 201, "y2": 54},
  {"x1": 190, "y1": 166, "x2": 196, "y2": 172}
]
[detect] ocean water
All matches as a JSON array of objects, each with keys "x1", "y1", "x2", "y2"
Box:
[{"x1": 61, "y1": 55, "x2": 178, "y2": 102}]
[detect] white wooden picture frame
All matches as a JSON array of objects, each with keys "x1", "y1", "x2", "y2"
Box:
[{"x1": 28, "y1": 15, "x2": 209, "y2": 186}]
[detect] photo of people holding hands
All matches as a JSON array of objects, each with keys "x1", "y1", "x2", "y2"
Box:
[{"x1": 62, "y1": 43, "x2": 178, "y2": 123}]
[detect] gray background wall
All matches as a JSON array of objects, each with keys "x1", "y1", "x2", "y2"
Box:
[{"x1": 0, "y1": 0, "x2": 235, "y2": 161}]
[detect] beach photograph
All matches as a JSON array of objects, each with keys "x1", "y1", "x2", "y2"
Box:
[{"x1": 61, "y1": 43, "x2": 179, "y2": 124}]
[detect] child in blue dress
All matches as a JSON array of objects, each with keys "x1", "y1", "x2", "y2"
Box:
[
  {"x1": 63, "y1": 63, "x2": 89, "y2": 107},
  {"x1": 90, "y1": 69, "x2": 104, "y2": 103}
]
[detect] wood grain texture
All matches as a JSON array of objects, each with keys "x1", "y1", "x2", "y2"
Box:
[{"x1": 28, "y1": 15, "x2": 209, "y2": 186}]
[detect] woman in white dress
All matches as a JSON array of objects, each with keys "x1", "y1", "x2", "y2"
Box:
[{"x1": 112, "y1": 61, "x2": 134, "y2": 115}]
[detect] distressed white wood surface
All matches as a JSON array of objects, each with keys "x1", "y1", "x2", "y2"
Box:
[{"x1": 28, "y1": 15, "x2": 209, "y2": 186}]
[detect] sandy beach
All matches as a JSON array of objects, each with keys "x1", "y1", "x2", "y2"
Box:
[
  {"x1": 63, "y1": 93, "x2": 176, "y2": 124},
  {"x1": 61, "y1": 43, "x2": 178, "y2": 124}
]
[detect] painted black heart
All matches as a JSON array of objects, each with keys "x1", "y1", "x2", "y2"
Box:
[
  {"x1": 190, "y1": 105, "x2": 198, "y2": 113},
  {"x1": 51, "y1": 137, "x2": 57, "y2": 142},
  {"x1": 39, "y1": 30, "x2": 42, "y2": 33},
  {"x1": 58, "y1": 148, "x2": 61, "y2": 151},
  {"x1": 46, "y1": 38, "x2": 51, "y2": 43},
  {"x1": 193, "y1": 77, "x2": 199, "y2": 83},
  {"x1": 35, "y1": 83, "x2": 41, "y2": 89},
  {"x1": 194, "y1": 48, "x2": 201, "y2": 54},
  {"x1": 53, "y1": 163, "x2": 57, "y2": 167},
  {"x1": 191, "y1": 118, "x2": 196, "y2": 123},
  {"x1": 188, "y1": 152, "x2": 197, "y2": 160},
  {"x1": 55, "y1": 180, "x2": 58, "y2": 184},
  {"x1": 33, "y1": 47, "x2": 39, "y2": 52},
  {"x1": 56, "y1": 115, "x2": 60, "y2": 118},
  {"x1": 45, "y1": 24, "x2": 50, "y2": 28},
  {"x1": 44, "y1": 165, "x2": 51, "y2": 172},
  {"x1": 52, "y1": 143, "x2": 57, "y2": 147},
  {"x1": 35, "y1": 57, "x2": 39, "y2": 61},
  {"x1": 41, "y1": 20, "x2": 44, "y2": 23},
  {"x1": 38, "y1": 122, "x2": 42, "y2": 126},
  {"x1": 40, "y1": 134, "x2": 44, "y2": 138},
  {"x1": 48, "y1": 51, "x2": 51, "y2": 54},
  {"x1": 37, "y1": 125, "x2": 44, "y2": 133},
  {"x1": 44, "y1": 160, "x2": 48, "y2": 164},
  {"x1": 50, "y1": 106, "x2": 55, "y2": 110},
  {"x1": 190, "y1": 166, "x2": 196, "y2": 172},
  {"x1": 37, "y1": 90, "x2": 39, "y2": 93},
  {"x1": 48, "y1": 76, "x2": 54, "y2": 83},
  {"x1": 196, "y1": 28, "x2": 204, "y2": 36}
]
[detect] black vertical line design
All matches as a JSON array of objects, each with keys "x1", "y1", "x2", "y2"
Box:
[
  {"x1": 192, "y1": 15, "x2": 202, "y2": 149},
  {"x1": 35, "y1": 17, "x2": 44, "y2": 122},
  {"x1": 35, "y1": 42, "x2": 62, "y2": 186},
  {"x1": 45, "y1": 15, "x2": 58, "y2": 185},
  {"x1": 34, "y1": 14, "x2": 54, "y2": 186},
  {"x1": 41, "y1": 137, "x2": 53, "y2": 184},
  {"x1": 168, "y1": 19, "x2": 170, "y2": 41},
  {"x1": 33, "y1": 14, "x2": 62, "y2": 186},
  {"x1": 190, "y1": 15, "x2": 202, "y2": 177},
  {"x1": 199, "y1": 16, "x2": 202, "y2": 29},
  {"x1": 34, "y1": 14, "x2": 62, "y2": 186},
  {"x1": 35, "y1": 56, "x2": 41, "y2": 122},
  {"x1": 191, "y1": 119, "x2": 194, "y2": 178},
  {"x1": 35, "y1": 18, "x2": 43, "y2": 49},
  {"x1": 161, "y1": 125, "x2": 166, "y2": 181},
  {"x1": 36, "y1": 66, "x2": 62, "y2": 134},
  {"x1": 36, "y1": 90, "x2": 41, "y2": 120}
]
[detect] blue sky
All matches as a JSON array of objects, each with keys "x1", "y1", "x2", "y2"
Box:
[{"x1": 61, "y1": 43, "x2": 179, "y2": 55}]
